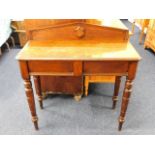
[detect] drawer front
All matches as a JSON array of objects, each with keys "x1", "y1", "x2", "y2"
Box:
[
  {"x1": 84, "y1": 61, "x2": 129, "y2": 74},
  {"x1": 28, "y1": 61, "x2": 73, "y2": 74}
]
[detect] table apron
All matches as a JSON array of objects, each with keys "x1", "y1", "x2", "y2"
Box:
[
  {"x1": 27, "y1": 60, "x2": 130, "y2": 76},
  {"x1": 83, "y1": 61, "x2": 129, "y2": 74}
]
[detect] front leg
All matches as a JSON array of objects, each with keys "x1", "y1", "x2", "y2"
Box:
[
  {"x1": 118, "y1": 62, "x2": 138, "y2": 131},
  {"x1": 118, "y1": 78, "x2": 133, "y2": 131},
  {"x1": 24, "y1": 79, "x2": 39, "y2": 130}
]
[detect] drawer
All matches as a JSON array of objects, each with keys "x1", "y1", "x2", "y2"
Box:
[
  {"x1": 83, "y1": 61, "x2": 129, "y2": 74},
  {"x1": 28, "y1": 61, "x2": 74, "y2": 74}
]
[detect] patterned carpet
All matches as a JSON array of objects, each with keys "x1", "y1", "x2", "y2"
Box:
[{"x1": 0, "y1": 20, "x2": 155, "y2": 134}]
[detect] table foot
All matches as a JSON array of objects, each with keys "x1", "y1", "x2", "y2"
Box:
[
  {"x1": 74, "y1": 95, "x2": 82, "y2": 101},
  {"x1": 32, "y1": 116, "x2": 39, "y2": 130},
  {"x1": 118, "y1": 116, "x2": 125, "y2": 131},
  {"x1": 118, "y1": 122, "x2": 123, "y2": 131},
  {"x1": 34, "y1": 122, "x2": 39, "y2": 130},
  {"x1": 39, "y1": 100, "x2": 43, "y2": 109}
]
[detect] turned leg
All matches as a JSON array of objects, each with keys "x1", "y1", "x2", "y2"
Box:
[
  {"x1": 118, "y1": 78, "x2": 133, "y2": 131},
  {"x1": 74, "y1": 95, "x2": 82, "y2": 101},
  {"x1": 112, "y1": 76, "x2": 121, "y2": 109},
  {"x1": 33, "y1": 76, "x2": 43, "y2": 109},
  {"x1": 84, "y1": 76, "x2": 89, "y2": 96},
  {"x1": 24, "y1": 79, "x2": 38, "y2": 130}
]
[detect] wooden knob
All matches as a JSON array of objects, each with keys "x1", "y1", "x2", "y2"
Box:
[{"x1": 74, "y1": 26, "x2": 85, "y2": 38}]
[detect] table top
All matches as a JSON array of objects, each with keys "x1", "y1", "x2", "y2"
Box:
[{"x1": 16, "y1": 40, "x2": 141, "y2": 61}]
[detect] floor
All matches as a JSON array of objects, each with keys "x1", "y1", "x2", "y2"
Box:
[{"x1": 0, "y1": 20, "x2": 155, "y2": 134}]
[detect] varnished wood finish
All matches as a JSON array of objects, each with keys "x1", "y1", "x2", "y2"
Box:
[
  {"x1": 33, "y1": 76, "x2": 43, "y2": 109},
  {"x1": 17, "y1": 20, "x2": 141, "y2": 130},
  {"x1": 21, "y1": 19, "x2": 130, "y2": 98},
  {"x1": 17, "y1": 41, "x2": 140, "y2": 61},
  {"x1": 84, "y1": 20, "x2": 132, "y2": 97},
  {"x1": 118, "y1": 61, "x2": 138, "y2": 130},
  {"x1": 24, "y1": 19, "x2": 86, "y2": 31},
  {"x1": 28, "y1": 61, "x2": 74, "y2": 73},
  {"x1": 24, "y1": 20, "x2": 89, "y2": 97},
  {"x1": 112, "y1": 76, "x2": 121, "y2": 109},
  {"x1": 40, "y1": 76, "x2": 83, "y2": 95},
  {"x1": 83, "y1": 61, "x2": 129, "y2": 74},
  {"x1": 26, "y1": 24, "x2": 129, "y2": 42},
  {"x1": 19, "y1": 61, "x2": 38, "y2": 130}
]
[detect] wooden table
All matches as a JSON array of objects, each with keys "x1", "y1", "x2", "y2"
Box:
[
  {"x1": 16, "y1": 22, "x2": 141, "y2": 131},
  {"x1": 23, "y1": 19, "x2": 132, "y2": 101}
]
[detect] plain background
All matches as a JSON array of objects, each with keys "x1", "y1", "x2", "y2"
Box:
[{"x1": 0, "y1": 0, "x2": 155, "y2": 155}]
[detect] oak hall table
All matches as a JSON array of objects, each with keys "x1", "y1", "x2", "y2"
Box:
[
  {"x1": 16, "y1": 22, "x2": 141, "y2": 131},
  {"x1": 23, "y1": 19, "x2": 132, "y2": 100}
]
